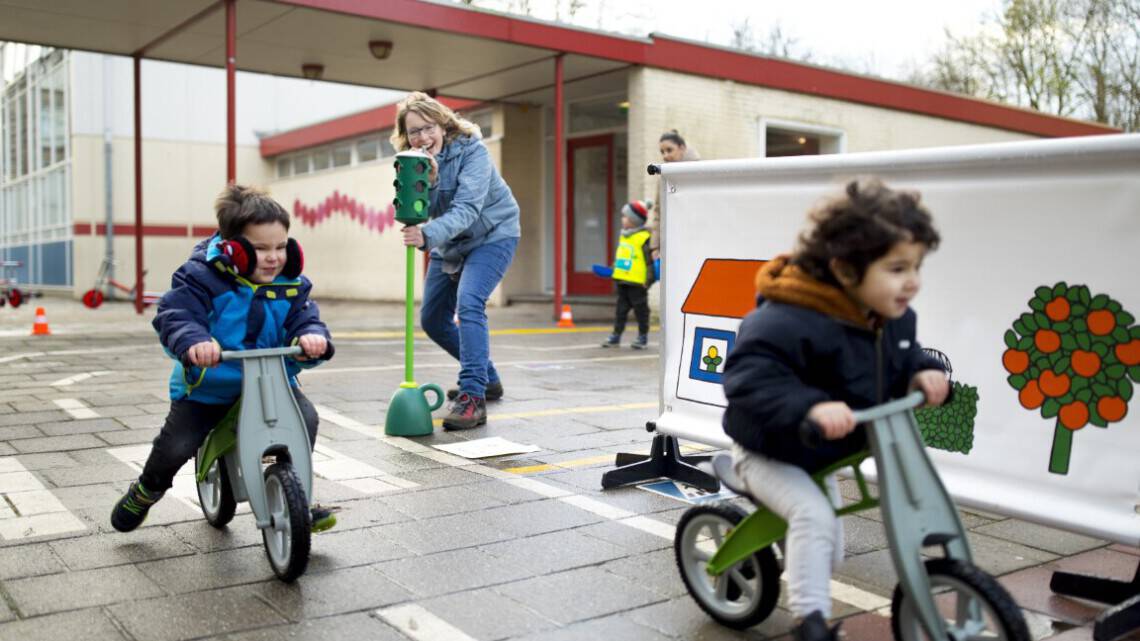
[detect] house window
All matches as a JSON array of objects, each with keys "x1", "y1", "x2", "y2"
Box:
[
  {"x1": 276, "y1": 157, "x2": 291, "y2": 178},
  {"x1": 468, "y1": 110, "x2": 494, "y2": 139},
  {"x1": 312, "y1": 149, "x2": 331, "y2": 171},
  {"x1": 292, "y1": 154, "x2": 310, "y2": 175},
  {"x1": 357, "y1": 138, "x2": 379, "y2": 163},
  {"x1": 568, "y1": 95, "x2": 627, "y2": 133},
  {"x1": 759, "y1": 119, "x2": 845, "y2": 158},
  {"x1": 331, "y1": 143, "x2": 352, "y2": 167}
]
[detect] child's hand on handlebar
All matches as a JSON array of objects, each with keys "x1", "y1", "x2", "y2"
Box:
[
  {"x1": 296, "y1": 334, "x2": 328, "y2": 360},
  {"x1": 911, "y1": 369, "x2": 950, "y2": 407},
  {"x1": 186, "y1": 340, "x2": 221, "y2": 367},
  {"x1": 806, "y1": 401, "x2": 857, "y2": 440}
]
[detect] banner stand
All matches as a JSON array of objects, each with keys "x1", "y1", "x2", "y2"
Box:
[
  {"x1": 600, "y1": 424, "x2": 718, "y2": 492},
  {"x1": 1050, "y1": 563, "x2": 1140, "y2": 641}
]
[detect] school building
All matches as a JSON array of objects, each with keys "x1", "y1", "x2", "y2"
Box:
[{"x1": 0, "y1": 0, "x2": 1116, "y2": 309}]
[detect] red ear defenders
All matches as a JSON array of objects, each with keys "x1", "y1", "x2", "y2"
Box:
[{"x1": 216, "y1": 236, "x2": 304, "y2": 280}]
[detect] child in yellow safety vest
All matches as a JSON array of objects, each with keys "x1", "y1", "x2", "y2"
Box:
[{"x1": 602, "y1": 200, "x2": 656, "y2": 349}]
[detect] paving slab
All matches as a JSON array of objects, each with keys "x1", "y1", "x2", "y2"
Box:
[
  {"x1": 377, "y1": 546, "x2": 537, "y2": 598},
  {"x1": 222, "y1": 611, "x2": 410, "y2": 641},
  {"x1": 49, "y1": 525, "x2": 196, "y2": 570},
  {"x1": 4, "y1": 563, "x2": 166, "y2": 616},
  {"x1": 257, "y1": 565, "x2": 412, "y2": 619},
  {"x1": 0, "y1": 608, "x2": 129, "y2": 641},
  {"x1": 496, "y1": 565, "x2": 665, "y2": 625},
  {"x1": 107, "y1": 585, "x2": 287, "y2": 641}
]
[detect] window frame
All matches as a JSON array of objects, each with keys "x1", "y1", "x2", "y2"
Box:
[{"x1": 758, "y1": 117, "x2": 846, "y2": 158}]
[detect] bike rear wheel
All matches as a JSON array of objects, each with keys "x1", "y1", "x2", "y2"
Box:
[
  {"x1": 891, "y1": 558, "x2": 1030, "y2": 641},
  {"x1": 194, "y1": 454, "x2": 236, "y2": 528},
  {"x1": 261, "y1": 462, "x2": 311, "y2": 582},
  {"x1": 82, "y1": 289, "x2": 105, "y2": 309},
  {"x1": 674, "y1": 503, "x2": 781, "y2": 629}
]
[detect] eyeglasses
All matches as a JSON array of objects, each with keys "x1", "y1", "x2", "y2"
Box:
[{"x1": 407, "y1": 123, "x2": 437, "y2": 139}]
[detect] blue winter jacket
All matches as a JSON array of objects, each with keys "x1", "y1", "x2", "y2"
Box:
[
  {"x1": 152, "y1": 234, "x2": 333, "y2": 404},
  {"x1": 420, "y1": 135, "x2": 521, "y2": 272}
]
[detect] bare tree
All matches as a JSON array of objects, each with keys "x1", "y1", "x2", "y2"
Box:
[
  {"x1": 729, "y1": 18, "x2": 813, "y2": 62},
  {"x1": 914, "y1": 0, "x2": 1140, "y2": 130}
]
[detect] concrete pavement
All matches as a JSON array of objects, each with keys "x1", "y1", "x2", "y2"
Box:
[{"x1": 0, "y1": 296, "x2": 1136, "y2": 641}]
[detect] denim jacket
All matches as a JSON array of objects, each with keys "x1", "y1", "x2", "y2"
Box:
[{"x1": 420, "y1": 135, "x2": 521, "y2": 273}]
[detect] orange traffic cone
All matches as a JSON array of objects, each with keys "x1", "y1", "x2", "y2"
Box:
[
  {"x1": 31, "y1": 307, "x2": 51, "y2": 336},
  {"x1": 556, "y1": 304, "x2": 575, "y2": 328}
]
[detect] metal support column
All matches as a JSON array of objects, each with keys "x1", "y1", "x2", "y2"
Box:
[
  {"x1": 552, "y1": 54, "x2": 564, "y2": 320},
  {"x1": 132, "y1": 55, "x2": 143, "y2": 314},
  {"x1": 225, "y1": 0, "x2": 236, "y2": 183}
]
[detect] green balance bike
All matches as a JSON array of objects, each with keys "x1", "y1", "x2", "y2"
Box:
[
  {"x1": 674, "y1": 391, "x2": 1031, "y2": 640},
  {"x1": 189, "y1": 346, "x2": 317, "y2": 582}
]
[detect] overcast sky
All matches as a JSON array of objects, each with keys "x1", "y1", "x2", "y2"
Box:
[{"x1": 465, "y1": 0, "x2": 1005, "y2": 79}]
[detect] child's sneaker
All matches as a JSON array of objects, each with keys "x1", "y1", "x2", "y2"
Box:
[
  {"x1": 442, "y1": 393, "x2": 487, "y2": 430},
  {"x1": 110, "y1": 481, "x2": 164, "y2": 532},
  {"x1": 310, "y1": 504, "x2": 339, "y2": 533},
  {"x1": 601, "y1": 334, "x2": 621, "y2": 348},
  {"x1": 793, "y1": 611, "x2": 841, "y2": 641},
  {"x1": 630, "y1": 334, "x2": 648, "y2": 350}
]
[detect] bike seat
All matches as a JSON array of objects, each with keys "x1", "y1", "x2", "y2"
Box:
[{"x1": 708, "y1": 453, "x2": 750, "y2": 496}]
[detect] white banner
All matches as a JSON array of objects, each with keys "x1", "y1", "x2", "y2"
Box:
[{"x1": 654, "y1": 134, "x2": 1140, "y2": 546}]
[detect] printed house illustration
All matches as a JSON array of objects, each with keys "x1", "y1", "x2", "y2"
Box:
[{"x1": 676, "y1": 259, "x2": 767, "y2": 407}]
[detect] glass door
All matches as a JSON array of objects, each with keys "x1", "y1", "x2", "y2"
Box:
[{"x1": 566, "y1": 134, "x2": 613, "y2": 295}]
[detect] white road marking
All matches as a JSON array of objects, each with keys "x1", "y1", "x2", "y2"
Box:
[
  {"x1": 49, "y1": 371, "x2": 112, "y2": 387},
  {"x1": 0, "y1": 457, "x2": 87, "y2": 540},
  {"x1": 53, "y1": 398, "x2": 100, "y2": 420},
  {"x1": 0, "y1": 352, "x2": 44, "y2": 363},
  {"x1": 312, "y1": 444, "x2": 418, "y2": 493},
  {"x1": 374, "y1": 604, "x2": 480, "y2": 641},
  {"x1": 323, "y1": 404, "x2": 895, "y2": 618}
]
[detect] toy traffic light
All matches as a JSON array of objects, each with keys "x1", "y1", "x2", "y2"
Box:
[{"x1": 393, "y1": 149, "x2": 432, "y2": 225}]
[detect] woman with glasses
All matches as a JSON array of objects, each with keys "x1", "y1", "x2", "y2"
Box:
[{"x1": 392, "y1": 92, "x2": 521, "y2": 430}]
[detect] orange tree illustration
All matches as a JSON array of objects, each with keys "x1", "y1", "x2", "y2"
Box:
[{"x1": 1003, "y1": 283, "x2": 1139, "y2": 475}]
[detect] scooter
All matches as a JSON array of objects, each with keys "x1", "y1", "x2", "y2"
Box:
[
  {"x1": 189, "y1": 346, "x2": 315, "y2": 582},
  {"x1": 673, "y1": 390, "x2": 1031, "y2": 640}
]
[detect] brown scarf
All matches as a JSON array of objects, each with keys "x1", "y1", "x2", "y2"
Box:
[{"x1": 754, "y1": 255, "x2": 872, "y2": 329}]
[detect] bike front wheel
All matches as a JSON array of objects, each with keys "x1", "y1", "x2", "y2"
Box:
[
  {"x1": 261, "y1": 462, "x2": 311, "y2": 582},
  {"x1": 194, "y1": 454, "x2": 236, "y2": 528},
  {"x1": 891, "y1": 558, "x2": 1030, "y2": 641},
  {"x1": 674, "y1": 503, "x2": 781, "y2": 629}
]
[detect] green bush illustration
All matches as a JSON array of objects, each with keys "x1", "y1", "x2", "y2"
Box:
[
  {"x1": 915, "y1": 381, "x2": 979, "y2": 454},
  {"x1": 1002, "y1": 282, "x2": 1138, "y2": 475}
]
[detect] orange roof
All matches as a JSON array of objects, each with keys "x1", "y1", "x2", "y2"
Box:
[{"x1": 681, "y1": 259, "x2": 767, "y2": 319}]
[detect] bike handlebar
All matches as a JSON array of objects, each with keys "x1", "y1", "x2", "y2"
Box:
[
  {"x1": 179, "y1": 345, "x2": 317, "y2": 369},
  {"x1": 799, "y1": 390, "x2": 927, "y2": 449}
]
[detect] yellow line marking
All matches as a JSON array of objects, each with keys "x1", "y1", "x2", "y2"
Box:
[
  {"x1": 335, "y1": 325, "x2": 660, "y2": 339},
  {"x1": 432, "y1": 401, "x2": 657, "y2": 427},
  {"x1": 502, "y1": 443, "x2": 716, "y2": 474}
]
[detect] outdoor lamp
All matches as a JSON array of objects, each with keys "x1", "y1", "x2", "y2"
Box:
[
  {"x1": 301, "y1": 63, "x2": 324, "y2": 80},
  {"x1": 368, "y1": 40, "x2": 393, "y2": 60}
]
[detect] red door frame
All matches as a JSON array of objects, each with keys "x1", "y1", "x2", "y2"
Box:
[{"x1": 565, "y1": 133, "x2": 614, "y2": 295}]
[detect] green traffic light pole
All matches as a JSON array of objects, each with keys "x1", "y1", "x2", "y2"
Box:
[{"x1": 384, "y1": 149, "x2": 444, "y2": 436}]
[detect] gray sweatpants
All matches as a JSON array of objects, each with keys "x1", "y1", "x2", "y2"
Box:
[{"x1": 732, "y1": 444, "x2": 845, "y2": 618}]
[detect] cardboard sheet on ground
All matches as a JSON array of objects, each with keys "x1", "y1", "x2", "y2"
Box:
[
  {"x1": 432, "y1": 437, "x2": 540, "y2": 459},
  {"x1": 638, "y1": 479, "x2": 737, "y2": 505}
]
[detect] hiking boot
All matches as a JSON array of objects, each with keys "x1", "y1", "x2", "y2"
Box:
[
  {"x1": 110, "y1": 481, "x2": 164, "y2": 532},
  {"x1": 601, "y1": 333, "x2": 621, "y2": 348},
  {"x1": 446, "y1": 380, "x2": 503, "y2": 402},
  {"x1": 442, "y1": 392, "x2": 487, "y2": 430},
  {"x1": 793, "y1": 611, "x2": 841, "y2": 641},
  {"x1": 630, "y1": 334, "x2": 648, "y2": 350},
  {"x1": 310, "y1": 504, "x2": 340, "y2": 533}
]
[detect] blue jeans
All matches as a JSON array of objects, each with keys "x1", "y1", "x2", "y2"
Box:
[{"x1": 421, "y1": 237, "x2": 518, "y2": 398}]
